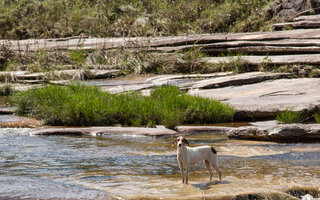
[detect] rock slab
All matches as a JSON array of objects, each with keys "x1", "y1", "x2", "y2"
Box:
[
  {"x1": 184, "y1": 72, "x2": 291, "y2": 89},
  {"x1": 176, "y1": 126, "x2": 235, "y2": 135},
  {"x1": 28, "y1": 126, "x2": 178, "y2": 137},
  {"x1": 190, "y1": 78, "x2": 320, "y2": 119},
  {"x1": 228, "y1": 123, "x2": 320, "y2": 142}
]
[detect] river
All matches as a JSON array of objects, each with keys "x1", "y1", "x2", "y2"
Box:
[{"x1": 0, "y1": 128, "x2": 319, "y2": 199}]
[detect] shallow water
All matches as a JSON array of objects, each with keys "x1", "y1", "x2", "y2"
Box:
[{"x1": 0, "y1": 128, "x2": 320, "y2": 199}]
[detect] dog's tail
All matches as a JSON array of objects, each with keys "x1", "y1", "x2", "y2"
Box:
[{"x1": 211, "y1": 146, "x2": 217, "y2": 154}]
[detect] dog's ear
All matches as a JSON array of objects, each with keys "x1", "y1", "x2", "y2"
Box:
[
  {"x1": 172, "y1": 138, "x2": 178, "y2": 145},
  {"x1": 183, "y1": 138, "x2": 190, "y2": 146}
]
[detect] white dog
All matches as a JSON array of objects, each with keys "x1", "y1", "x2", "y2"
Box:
[{"x1": 172, "y1": 136, "x2": 222, "y2": 184}]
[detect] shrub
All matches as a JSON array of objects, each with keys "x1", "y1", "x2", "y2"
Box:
[
  {"x1": 0, "y1": 42, "x2": 14, "y2": 71},
  {"x1": 0, "y1": 84, "x2": 14, "y2": 96},
  {"x1": 10, "y1": 84, "x2": 235, "y2": 128}
]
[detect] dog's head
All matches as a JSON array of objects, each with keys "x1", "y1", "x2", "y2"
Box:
[{"x1": 172, "y1": 136, "x2": 189, "y2": 148}]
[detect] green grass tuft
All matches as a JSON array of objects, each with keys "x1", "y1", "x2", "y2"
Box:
[
  {"x1": 276, "y1": 110, "x2": 305, "y2": 124},
  {"x1": 10, "y1": 84, "x2": 235, "y2": 128}
]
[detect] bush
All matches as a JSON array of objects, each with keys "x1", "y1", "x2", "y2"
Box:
[
  {"x1": 10, "y1": 83, "x2": 235, "y2": 128},
  {"x1": 0, "y1": 42, "x2": 14, "y2": 71}
]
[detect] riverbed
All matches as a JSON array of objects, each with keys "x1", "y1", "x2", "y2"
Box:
[{"x1": 0, "y1": 128, "x2": 319, "y2": 199}]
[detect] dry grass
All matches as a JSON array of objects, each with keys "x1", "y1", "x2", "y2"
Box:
[{"x1": 0, "y1": 0, "x2": 275, "y2": 40}]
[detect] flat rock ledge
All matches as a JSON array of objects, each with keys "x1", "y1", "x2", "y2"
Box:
[
  {"x1": 176, "y1": 126, "x2": 235, "y2": 135},
  {"x1": 191, "y1": 78, "x2": 320, "y2": 120},
  {"x1": 27, "y1": 126, "x2": 178, "y2": 137},
  {"x1": 227, "y1": 123, "x2": 320, "y2": 142}
]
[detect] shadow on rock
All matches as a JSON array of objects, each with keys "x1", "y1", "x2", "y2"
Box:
[{"x1": 191, "y1": 180, "x2": 231, "y2": 190}]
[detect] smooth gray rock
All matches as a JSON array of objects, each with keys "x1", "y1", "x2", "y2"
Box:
[
  {"x1": 3, "y1": 29, "x2": 320, "y2": 52},
  {"x1": 184, "y1": 72, "x2": 290, "y2": 89},
  {"x1": 27, "y1": 126, "x2": 178, "y2": 137},
  {"x1": 0, "y1": 69, "x2": 122, "y2": 82},
  {"x1": 205, "y1": 54, "x2": 320, "y2": 66},
  {"x1": 190, "y1": 78, "x2": 320, "y2": 120},
  {"x1": 227, "y1": 123, "x2": 320, "y2": 142},
  {"x1": 100, "y1": 73, "x2": 231, "y2": 93}
]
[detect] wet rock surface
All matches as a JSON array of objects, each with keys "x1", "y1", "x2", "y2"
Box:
[
  {"x1": 176, "y1": 126, "x2": 235, "y2": 135},
  {"x1": 228, "y1": 121, "x2": 320, "y2": 142},
  {"x1": 0, "y1": 115, "x2": 42, "y2": 128},
  {"x1": 27, "y1": 126, "x2": 178, "y2": 137}
]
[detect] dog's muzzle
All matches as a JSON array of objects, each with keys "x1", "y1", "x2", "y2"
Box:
[{"x1": 178, "y1": 143, "x2": 182, "y2": 147}]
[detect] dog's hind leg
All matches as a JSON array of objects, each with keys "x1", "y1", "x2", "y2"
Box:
[
  {"x1": 204, "y1": 160, "x2": 213, "y2": 182},
  {"x1": 211, "y1": 159, "x2": 222, "y2": 181}
]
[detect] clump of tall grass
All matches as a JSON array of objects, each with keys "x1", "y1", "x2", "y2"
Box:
[
  {"x1": 89, "y1": 48, "x2": 215, "y2": 74},
  {"x1": 276, "y1": 109, "x2": 320, "y2": 124},
  {"x1": 3, "y1": 47, "x2": 216, "y2": 75},
  {"x1": 10, "y1": 84, "x2": 235, "y2": 128},
  {"x1": 276, "y1": 110, "x2": 306, "y2": 124},
  {"x1": 214, "y1": 53, "x2": 254, "y2": 74}
]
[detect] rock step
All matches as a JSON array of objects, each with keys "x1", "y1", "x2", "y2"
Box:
[
  {"x1": 151, "y1": 39, "x2": 320, "y2": 54},
  {"x1": 0, "y1": 107, "x2": 15, "y2": 115},
  {"x1": 204, "y1": 54, "x2": 320, "y2": 66},
  {"x1": 0, "y1": 69, "x2": 123, "y2": 82},
  {"x1": 294, "y1": 14, "x2": 320, "y2": 22},
  {"x1": 273, "y1": 14, "x2": 320, "y2": 30},
  {"x1": 273, "y1": 21, "x2": 320, "y2": 30},
  {"x1": 181, "y1": 72, "x2": 291, "y2": 90},
  {"x1": 2, "y1": 29, "x2": 320, "y2": 52}
]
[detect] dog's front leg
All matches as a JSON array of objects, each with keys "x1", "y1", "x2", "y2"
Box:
[
  {"x1": 185, "y1": 166, "x2": 189, "y2": 184},
  {"x1": 178, "y1": 162, "x2": 184, "y2": 183}
]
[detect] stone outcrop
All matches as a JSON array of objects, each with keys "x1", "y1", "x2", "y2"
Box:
[
  {"x1": 190, "y1": 78, "x2": 320, "y2": 120},
  {"x1": 2, "y1": 29, "x2": 320, "y2": 54},
  {"x1": 227, "y1": 123, "x2": 320, "y2": 142}
]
